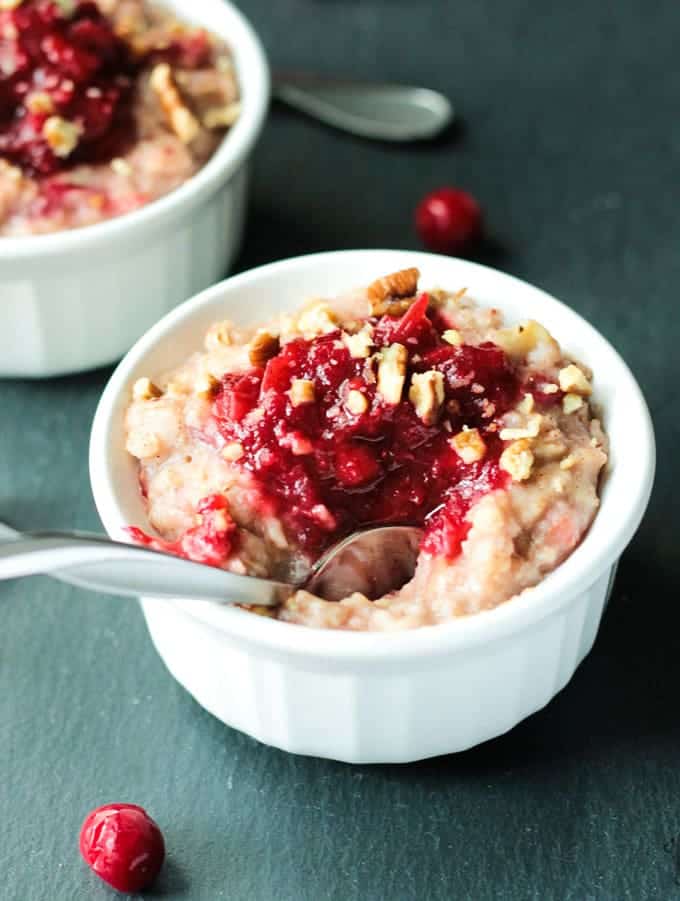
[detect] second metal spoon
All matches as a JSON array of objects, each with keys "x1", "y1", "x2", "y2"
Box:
[{"x1": 273, "y1": 73, "x2": 454, "y2": 142}]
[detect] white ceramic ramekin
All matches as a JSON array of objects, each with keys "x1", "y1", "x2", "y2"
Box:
[
  {"x1": 0, "y1": 0, "x2": 269, "y2": 378},
  {"x1": 90, "y1": 250, "x2": 655, "y2": 764}
]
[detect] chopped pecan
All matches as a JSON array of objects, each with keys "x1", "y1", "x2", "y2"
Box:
[
  {"x1": 248, "y1": 330, "x2": 280, "y2": 367},
  {"x1": 150, "y1": 63, "x2": 201, "y2": 144},
  {"x1": 367, "y1": 267, "x2": 420, "y2": 302},
  {"x1": 409, "y1": 370, "x2": 445, "y2": 425},
  {"x1": 222, "y1": 442, "x2": 244, "y2": 462},
  {"x1": 376, "y1": 343, "x2": 408, "y2": 404},
  {"x1": 42, "y1": 116, "x2": 82, "y2": 158},
  {"x1": 493, "y1": 320, "x2": 556, "y2": 359},
  {"x1": 371, "y1": 297, "x2": 417, "y2": 317},
  {"x1": 195, "y1": 373, "x2": 220, "y2": 399},
  {"x1": 289, "y1": 379, "x2": 315, "y2": 407},
  {"x1": 367, "y1": 268, "x2": 420, "y2": 315},
  {"x1": 132, "y1": 377, "x2": 162, "y2": 401},
  {"x1": 518, "y1": 393, "x2": 535, "y2": 414},
  {"x1": 558, "y1": 364, "x2": 592, "y2": 396},
  {"x1": 499, "y1": 439, "x2": 534, "y2": 481},
  {"x1": 442, "y1": 329, "x2": 463, "y2": 347},
  {"x1": 110, "y1": 157, "x2": 132, "y2": 176},
  {"x1": 25, "y1": 92, "x2": 54, "y2": 115},
  {"x1": 346, "y1": 389, "x2": 369, "y2": 415},
  {"x1": 297, "y1": 302, "x2": 339, "y2": 339},
  {"x1": 499, "y1": 413, "x2": 542, "y2": 441},
  {"x1": 450, "y1": 427, "x2": 486, "y2": 464},
  {"x1": 560, "y1": 452, "x2": 581, "y2": 471},
  {"x1": 562, "y1": 393, "x2": 584, "y2": 414},
  {"x1": 341, "y1": 325, "x2": 374, "y2": 359}
]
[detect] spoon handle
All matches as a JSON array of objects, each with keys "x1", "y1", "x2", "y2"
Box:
[
  {"x1": 272, "y1": 73, "x2": 454, "y2": 142},
  {"x1": 0, "y1": 532, "x2": 290, "y2": 606}
]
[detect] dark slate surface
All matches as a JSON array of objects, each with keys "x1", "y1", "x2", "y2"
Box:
[{"x1": 0, "y1": 0, "x2": 676, "y2": 898}]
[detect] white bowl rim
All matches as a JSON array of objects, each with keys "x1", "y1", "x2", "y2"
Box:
[
  {"x1": 90, "y1": 249, "x2": 656, "y2": 662},
  {"x1": 0, "y1": 0, "x2": 270, "y2": 259}
]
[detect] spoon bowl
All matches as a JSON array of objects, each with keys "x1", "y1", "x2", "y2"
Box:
[{"x1": 305, "y1": 526, "x2": 423, "y2": 601}]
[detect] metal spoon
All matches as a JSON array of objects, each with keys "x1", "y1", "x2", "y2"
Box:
[
  {"x1": 273, "y1": 73, "x2": 454, "y2": 142},
  {"x1": 0, "y1": 522, "x2": 423, "y2": 607}
]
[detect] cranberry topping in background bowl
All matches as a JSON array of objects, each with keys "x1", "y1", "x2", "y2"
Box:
[
  {"x1": 0, "y1": 1, "x2": 138, "y2": 179},
  {"x1": 0, "y1": 0, "x2": 269, "y2": 377},
  {"x1": 90, "y1": 250, "x2": 654, "y2": 762},
  {"x1": 0, "y1": 0, "x2": 243, "y2": 234}
]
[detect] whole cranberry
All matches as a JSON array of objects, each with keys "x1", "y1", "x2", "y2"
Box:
[
  {"x1": 79, "y1": 803, "x2": 165, "y2": 894},
  {"x1": 415, "y1": 187, "x2": 483, "y2": 254}
]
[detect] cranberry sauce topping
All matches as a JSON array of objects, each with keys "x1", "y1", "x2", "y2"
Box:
[
  {"x1": 0, "y1": 0, "x2": 138, "y2": 175},
  {"x1": 213, "y1": 295, "x2": 523, "y2": 560},
  {"x1": 127, "y1": 494, "x2": 236, "y2": 568}
]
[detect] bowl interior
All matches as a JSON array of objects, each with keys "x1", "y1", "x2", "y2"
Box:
[{"x1": 90, "y1": 250, "x2": 655, "y2": 655}]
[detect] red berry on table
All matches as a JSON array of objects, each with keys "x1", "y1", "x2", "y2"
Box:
[
  {"x1": 415, "y1": 187, "x2": 483, "y2": 254},
  {"x1": 79, "y1": 803, "x2": 165, "y2": 894}
]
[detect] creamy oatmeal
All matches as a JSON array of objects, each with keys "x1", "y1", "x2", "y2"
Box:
[
  {"x1": 124, "y1": 268, "x2": 608, "y2": 631},
  {"x1": 0, "y1": 0, "x2": 239, "y2": 235}
]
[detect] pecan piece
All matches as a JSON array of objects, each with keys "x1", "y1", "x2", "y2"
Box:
[
  {"x1": 558, "y1": 364, "x2": 592, "y2": 396},
  {"x1": 341, "y1": 325, "x2": 374, "y2": 359},
  {"x1": 222, "y1": 442, "x2": 244, "y2": 462},
  {"x1": 562, "y1": 393, "x2": 584, "y2": 414},
  {"x1": 367, "y1": 267, "x2": 420, "y2": 302},
  {"x1": 297, "y1": 302, "x2": 339, "y2": 339},
  {"x1": 132, "y1": 377, "x2": 162, "y2": 401},
  {"x1": 442, "y1": 329, "x2": 463, "y2": 347},
  {"x1": 409, "y1": 370, "x2": 445, "y2": 425},
  {"x1": 289, "y1": 379, "x2": 316, "y2": 407},
  {"x1": 376, "y1": 343, "x2": 408, "y2": 404},
  {"x1": 248, "y1": 330, "x2": 280, "y2": 367},
  {"x1": 346, "y1": 389, "x2": 369, "y2": 415},
  {"x1": 499, "y1": 413, "x2": 543, "y2": 442},
  {"x1": 150, "y1": 63, "x2": 201, "y2": 144},
  {"x1": 367, "y1": 267, "x2": 420, "y2": 315},
  {"x1": 42, "y1": 116, "x2": 82, "y2": 158},
  {"x1": 195, "y1": 372, "x2": 220, "y2": 399},
  {"x1": 500, "y1": 438, "x2": 534, "y2": 482},
  {"x1": 450, "y1": 427, "x2": 486, "y2": 464}
]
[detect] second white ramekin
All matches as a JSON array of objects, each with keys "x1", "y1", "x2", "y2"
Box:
[
  {"x1": 0, "y1": 0, "x2": 269, "y2": 378},
  {"x1": 90, "y1": 250, "x2": 655, "y2": 763}
]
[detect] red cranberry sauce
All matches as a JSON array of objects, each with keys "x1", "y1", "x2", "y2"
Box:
[
  {"x1": 213, "y1": 294, "x2": 524, "y2": 560},
  {"x1": 127, "y1": 494, "x2": 236, "y2": 568},
  {"x1": 0, "y1": 1, "x2": 140, "y2": 176}
]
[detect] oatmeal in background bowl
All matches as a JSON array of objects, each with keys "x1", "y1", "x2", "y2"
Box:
[
  {"x1": 0, "y1": 0, "x2": 240, "y2": 235},
  {"x1": 124, "y1": 266, "x2": 608, "y2": 631}
]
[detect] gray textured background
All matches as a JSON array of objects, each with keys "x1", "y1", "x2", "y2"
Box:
[{"x1": 1, "y1": 0, "x2": 677, "y2": 898}]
